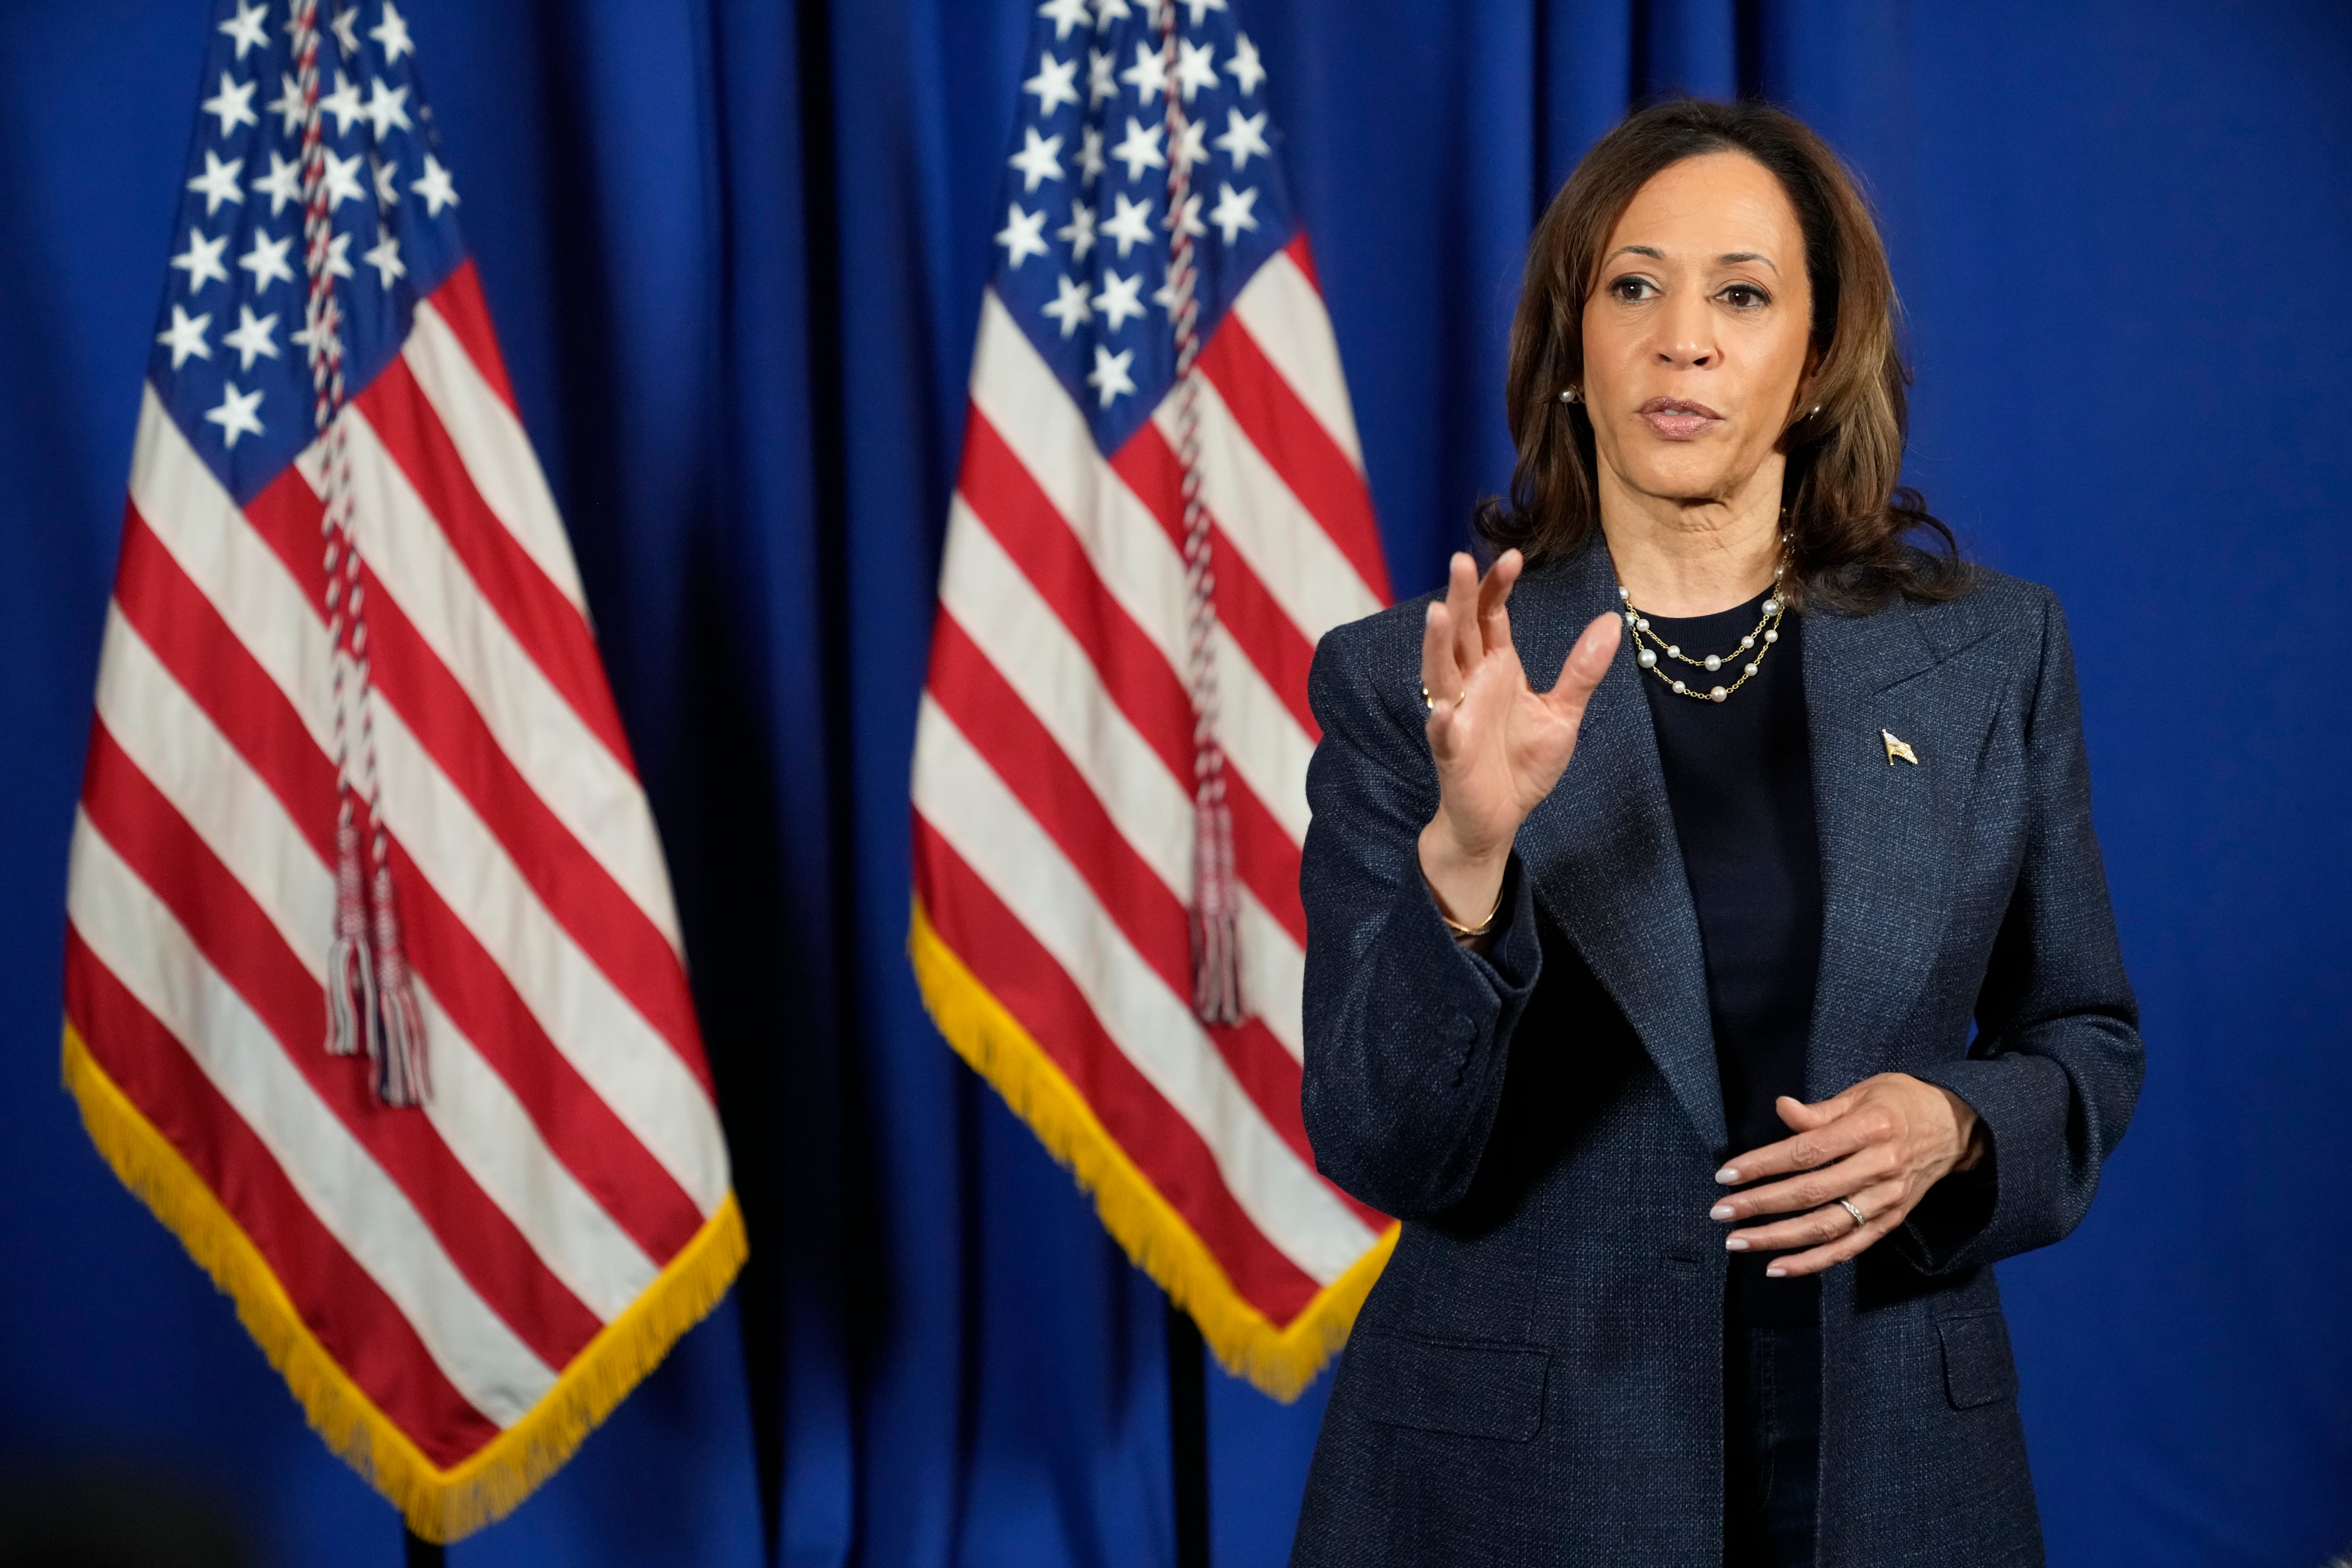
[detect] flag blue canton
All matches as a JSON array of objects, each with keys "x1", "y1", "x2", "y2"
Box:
[
  {"x1": 152, "y1": 0, "x2": 467, "y2": 505},
  {"x1": 991, "y1": 0, "x2": 1296, "y2": 457}
]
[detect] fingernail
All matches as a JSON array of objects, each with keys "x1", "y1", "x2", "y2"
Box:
[
  {"x1": 1715, "y1": 1167, "x2": 1740, "y2": 1184},
  {"x1": 1708, "y1": 1203, "x2": 1735, "y2": 1221},
  {"x1": 1764, "y1": 1266, "x2": 1787, "y2": 1278},
  {"x1": 1724, "y1": 1236, "x2": 1748, "y2": 1252}
]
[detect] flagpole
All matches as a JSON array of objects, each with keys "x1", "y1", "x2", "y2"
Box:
[
  {"x1": 1166, "y1": 1299, "x2": 1209, "y2": 1568},
  {"x1": 405, "y1": 1526, "x2": 445, "y2": 1566}
]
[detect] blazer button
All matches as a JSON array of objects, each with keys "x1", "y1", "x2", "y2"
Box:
[{"x1": 1445, "y1": 1012, "x2": 1475, "y2": 1044}]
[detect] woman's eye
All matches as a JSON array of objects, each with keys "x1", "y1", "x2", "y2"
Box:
[
  {"x1": 1721, "y1": 284, "x2": 1770, "y2": 310},
  {"x1": 1609, "y1": 276, "x2": 1657, "y2": 302}
]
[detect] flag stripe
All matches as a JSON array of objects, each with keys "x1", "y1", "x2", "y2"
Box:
[
  {"x1": 418, "y1": 261, "x2": 519, "y2": 415},
  {"x1": 67, "y1": 812, "x2": 560, "y2": 1426},
  {"x1": 66, "y1": 930, "x2": 502, "y2": 1468},
  {"x1": 1228, "y1": 240, "x2": 1370, "y2": 484}
]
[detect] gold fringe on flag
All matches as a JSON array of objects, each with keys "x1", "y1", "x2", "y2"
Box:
[
  {"x1": 908, "y1": 900, "x2": 1396, "y2": 1401},
  {"x1": 61, "y1": 1023, "x2": 748, "y2": 1544}
]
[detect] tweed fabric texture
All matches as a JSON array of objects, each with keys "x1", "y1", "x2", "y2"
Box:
[{"x1": 1291, "y1": 542, "x2": 2144, "y2": 1568}]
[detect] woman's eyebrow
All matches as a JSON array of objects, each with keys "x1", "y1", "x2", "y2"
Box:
[
  {"x1": 1603, "y1": 244, "x2": 1666, "y2": 264},
  {"x1": 1718, "y1": 250, "x2": 1781, "y2": 274}
]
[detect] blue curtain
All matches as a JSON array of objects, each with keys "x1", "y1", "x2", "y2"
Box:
[{"x1": 2, "y1": 2, "x2": 2348, "y2": 1565}]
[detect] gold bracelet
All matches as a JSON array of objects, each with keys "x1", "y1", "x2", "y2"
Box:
[{"x1": 1429, "y1": 876, "x2": 1506, "y2": 940}]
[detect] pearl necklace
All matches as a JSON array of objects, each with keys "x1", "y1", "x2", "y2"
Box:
[{"x1": 1617, "y1": 553, "x2": 1789, "y2": 704}]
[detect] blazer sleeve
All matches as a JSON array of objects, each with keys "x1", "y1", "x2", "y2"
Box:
[
  {"x1": 1896, "y1": 590, "x2": 2145, "y2": 1274},
  {"x1": 1297, "y1": 618, "x2": 1548, "y2": 1221}
]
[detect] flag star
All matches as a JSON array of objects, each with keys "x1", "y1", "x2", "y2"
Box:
[
  {"x1": 361, "y1": 232, "x2": 405, "y2": 287},
  {"x1": 251, "y1": 150, "x2": 304, "y2": 215},
  {"x1": 1164, "y1": 189, "x2": 1204, "y2": 239},
  {"x1": 267, "y1": 73, "x2": 306, "y2": 135},
  {"x1": 361, "y1": 78, "x2": 412, "y2": 140},
  {"x1": 1008, "y1": 127, "x2": 1065, "y2": 191},
  {"x1": 331, "y1": 6, "x2": 362, "y2": 56},
  {"x1": 1091, "y1": 269, "x2": 1146, "y2": 332},
  {"x1": 320, "y1": 71, "x2": 365, "y2": 136},
  {"x1": 370, "y1": 0, "x2": 416, "y2": 63},
  {"x1": 1086, "y1": 344, "x2": 1136, "y2": 407},
  {"x1": 1087, "y1": 49, "x2": 1118, "y2": 109},
  {"x1": 1024, "y1": 53, "x2": 1081, "y2": 119},
  {"x1": 218, "y1": 0, "x2": 270, "y2": 61},
  {"x1": 1035, "y1": 0, "x2": 1091, "y2": 40},
  {"x1": 1119, "y1": 40, "x2": 1168, "y2": 103},
  {"x1": 1207, "y1": 181, "x2": 1259, "y2": 243},
  {"x1": 1226, "y1": 32, "x2": 1266, "y2": 95},
  {"x1": 321, "y1": 146, "x2": 366, "y2": 208},
  {"x1": 994, "y1": 202, "x2": 1050, "y2": 269},
  {"x1": 200, "y1": 72, "x2": 260, "y2": 137},
  {"x1": 204, "y1": 381, "x2": 266, "y2": 448},
  {"x1": 169, "y1": 227, "x2": 231, "y2": 294},
  {"x1": 1092, "y1": 0, "x2": 1131, "y2": 29},
  {"x1": 1214, "y1": 107, "x2": 1270, "y2": 169},
  {"x1": 222, "y1": 304, "x2": 280, "y2": 370},
  {"x1": 411, "y1": 152, "x2": 459, "y2": 216},
  {"x1": 1100, "y1": 191, "x2": 1155, "y2": 257},
  {"x1": 1057, "y1": 199, "x2": 1098, "y2": 263},
  {"x1": 324, "y1": 230, "x2": 354, "y2": 279},
  {"x1": 1182, "y1": 0, "x2": 1227, "y2": 22},
  {"x1": 1041, "y1": 274, "x2": 1093, "y2": 337},
  {"x1": 372, "y1": 153, "x2": 401, "y2": 208},
  {"x1": 1152, "y1": 262, "x2": 1190, "y2": 318},
  {"x1": 293, "y1": 303, "x2": 335, "y2": 357},
  {"x1": 1076, "y1": 124, "x2": 1105, "y2": 186},
  {"x1": 1170, "y1": 117, "x2": 1207, "y2": 179},
  {"x1": 1110, "y1": 117, "x2": 1164, "y2": 182},
  {"x1": 186, "y1": 151, "x2": 246, "y2": 215},
  {"x1": 237, "y1": 227, "x2": 296, "y2": 293},
  {"x1": 156, "y1": 304, "x2": 213, "y2": 369},
  {"x1": 1174, "y1": 39, "x2": 1217, "y2": 102}
]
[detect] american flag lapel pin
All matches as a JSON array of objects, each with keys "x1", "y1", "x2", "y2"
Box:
[{"x1": 1882, "y1": 728, "x2": 1920, "y2": 765}]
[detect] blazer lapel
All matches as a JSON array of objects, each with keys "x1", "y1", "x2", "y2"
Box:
[{"x1": 1512, "y1": 548, "x2": 1726, "y2": 1157}]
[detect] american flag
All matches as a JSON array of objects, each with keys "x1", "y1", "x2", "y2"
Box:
[
  {"x1": 63, "y1": 0, "x2": 742, "y2": 1540},
  {"x1": 910, "y1": 0, "x2": 1397, "y2": 1396}
]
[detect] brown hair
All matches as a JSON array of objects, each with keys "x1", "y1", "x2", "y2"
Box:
[{"x1": 1476, "y1": 98, "x2": 1966, "y2": 611}]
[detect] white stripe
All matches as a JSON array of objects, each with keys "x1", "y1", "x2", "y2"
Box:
[
  {"x1": 965, "y1": 289, "x2": 1316, "y2": 845},
  {"x1": 1153, "y1": 370, "x2": 1383, "y2": 643},
  {"x1": 913, "y1": 698, "x2": 1376, "y2": 1281},
  {"x1": 93, "y1": 605, "x2": 665, "y2": 1321},
  {"x1": 66, "y1": 810, "x2": 557, "y2": 1425},
  {"x1": 404, "y1": 298, "x2": 591, "y2": 619},
  {"x1": 1239, "y1": 889, "x2": 1303, "y2": 1062},
  {"x1": 1228, "y1": 250, "x2": 1364, "y2": 472},
  {"x1": 336, "y1": 405, "x2": 683, "y2": 955}
]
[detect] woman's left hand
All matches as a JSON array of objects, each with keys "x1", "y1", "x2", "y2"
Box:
[{"x1": 1708, "y1": 1074, "x2": 1988, "y2": 1277}]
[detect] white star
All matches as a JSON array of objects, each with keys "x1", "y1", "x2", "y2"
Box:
[
  {"x1": 1076, "y1": 124, "x2": 1105, "y2": 186},
  {"x1": 324, "y1": 230, "x2": 354, "y2": 279},
  {"x1": 1085, "y1": 344, "x2": 1136, "y2": 407},
  {"x1": 1206, "y1": 181, "x2": 1259, "y2": 244},
  {"x1": 1119, "y1": 40, "x2": 1167, "y2": 104},
  {"x1": 186, "y1": 151, "x2": 245, "y2": 215},
  {"x1": 222, "y1": 304, "x2": 280, "y2": 370},
  {"x1": 372, "y1": 153, "x2": 400, "y2": 208},
  {"x1": 267, "y1": 72, "x2": 306, "y2": 136},
  {"x1": 994, "y1": 203, "x2": 1049, "y2": 269},
  {"x1": 370, "y1": 0, "x2": 416, "y2": 63},
  {"x1": 1182, "y1": 0, "x2": 1226, "y2": 23},
  {"x1": 1023, "y1": 53, "x2": 1080, "y2": 117},
  {"x1": 1008, "y1": 127, "x2": 1064, "y2": 192},
  {"x1": 250, "y1": 150, "x2": 303, "y2": 215},
  {"x1": 204, "y1": 381, "x2": 266, "y2": 448},
  {"x1": 1164, "y1": 190, "x2": 1203, "y2": 238},
  {"x1": 1092, "y1": 0, "x2": 1131, "y2": 29},
  {"x1": 1087, "y1": 49, "x2": 1118, "y2": 109},
  {"x1": 361, "y1": 232, "x2": 405, "y2": 287},
  {"x1": 1041, "y1": 274, "x2": 1093, "y2": 337},
  {"x1": 320, "y1": 71, "x2": 365, "y2": 136},
  {"x1": 237, "y1": 227, "x2": 296, "y2": 293},
  {"x1": 361, "y1": 78, "x2": 412, "y2": 140},
  {"x1": 1057, "y1": 199, "x2": 1097, "y2": 262},
  {"x1": 1226, "y1": 33, "x2": 1265, "y2": 95},
  {"x1": 1035, "y1": 0, "x2": 1090, "y2": 40},
  {"x1": 1092, "y1": 269, "x2": 1146, "y2": 332},
  {"x1": 200, "y1": 72, "x2": 259, "y2": 137},
  {"x1": 1100, "y1": 191, "x2": 1155, "y2": 256},
  {"x1": 331, "y1": 6, "x2": 361, "y2": 57},
  {"x1": 1214, "y1": 107, "x2": 1270, "y2": 170},
  {"x1": 1174, "y1": 39, "x2": 1217, "y2": 102},
  {"x1": 218, "y1": 0, "x2": 270, "y2": 61},
  {"x1": 411, "y1": 153, "x2": 459, "y2": 216},
  {"x1": 1152, "y1": 262, "x2": 1190, "y2": 318},
  {"x1": 321, "y1": 146, "x2": 366, "y2": 208},
  {"x1": 169, "y1": 227, "x2": 230, "y2": 294},
  {"x1": 156, "y1": 304, "x2": 212, "y2": 369},
  {"x1": 1110, "y1": 117, "x2": 1163, "y2": 182},
  {"x1": 293, "y1": 300, "x2": 336, "y2": 358},
  {"x1": 1171, "y1": 117, "x2": 1207, "y2": 179}
]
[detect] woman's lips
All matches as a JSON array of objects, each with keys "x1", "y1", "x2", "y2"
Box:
[{"x1": 1637, "y1": 397, "x2": 1724, "y2": 440}]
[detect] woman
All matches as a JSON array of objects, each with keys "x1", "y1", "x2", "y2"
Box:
[{"x1": 1290, "y1": 100, "x2": 2143, "y2": 1568}]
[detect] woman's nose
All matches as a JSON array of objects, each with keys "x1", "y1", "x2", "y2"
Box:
[{"x1": 1653, "y1": 292, "x2": 1716, "y2": 368}]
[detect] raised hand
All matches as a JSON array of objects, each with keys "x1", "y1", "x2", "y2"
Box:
[{"x1": 1415, "y1": 549, "x2": 1621, "y2": 929}]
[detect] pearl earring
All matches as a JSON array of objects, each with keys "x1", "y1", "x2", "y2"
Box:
[{"x1": 1559, "y1": 386, "x2": 1580, "y2": 405}]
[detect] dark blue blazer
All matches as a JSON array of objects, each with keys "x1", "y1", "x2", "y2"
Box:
[{"x1": 1290, "y1": 541, "x2": 2143, "y2": 1568}]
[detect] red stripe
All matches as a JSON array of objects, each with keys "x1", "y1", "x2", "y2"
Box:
[
  {"x1": 242, "y1": 463, "x2": 334, "y2": 600},
  {"x1": 913, "y1": 820, "x2": 1321, "y2": 1322},
  {"x1": 352, "y1": 358, "x2": 638, "y2": 772},
  {"x1": 80, "y1": 730, "x2": 606, "y2": 1364},
  {"x1": 112, "y1": 519, "x2": 709, "y2": 1264},
  {"x1": 65, "y1": 931, "x2": 503, "y2": 1470},
  {"x1": 1283, "y1": 232, "x2": 1322, "y2": 294},
  {"x1": 419, "y1": 260, "x2": 518, "y2": 414},
  {"x1": 1195, "y1": 317, "x2": 1391, "y2": 605},
  {"x1": 1224, "y1": 775, "x2": 1306, "y2": 948},
  {"x1": 1106, "y1": 424, "x2": 1321, "y2": 740}
]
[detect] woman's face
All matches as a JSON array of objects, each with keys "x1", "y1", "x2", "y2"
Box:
[{"x1": 1578, "y1": 151, "x2": 1815, "y2": 514}]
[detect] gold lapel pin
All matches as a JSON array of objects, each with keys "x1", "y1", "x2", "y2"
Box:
[{"x1": 1882, "y1": 728, "x2": 1920, "y2": 766}]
